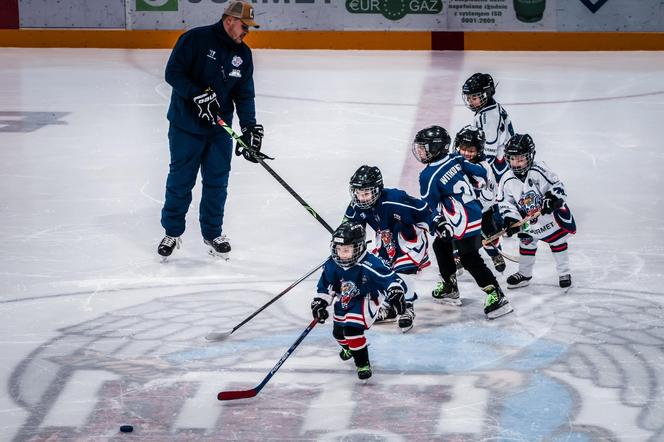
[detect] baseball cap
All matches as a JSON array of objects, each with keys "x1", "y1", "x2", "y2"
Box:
[{"x1": 224, "y1": 1, "x2": 260, "y2": 28}]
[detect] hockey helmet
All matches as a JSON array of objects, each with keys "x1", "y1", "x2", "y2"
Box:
[
  {"x1": 330, "y1": 222, "x2": 367, "y2": 267},
  {"x1": 454, "y1": 125, "x2": 486, "y2": 163},
  {"x1": 349, "y1": 165, "x2": 383, "y2": 209},
  {"x1": 462, "y1": 73, "x2": 496, "y2": 112},
  {"x1": 412, "y1": 125, "x2": 451, "y2": 164},
  {"x1": 504, "y1": 133, "x2": 536, "y2": 177}
]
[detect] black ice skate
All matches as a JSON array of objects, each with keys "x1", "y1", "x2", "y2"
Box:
[
  {"x1": 375, "y1": 303, "x2": 398, "y2": 323},
  {"x1": 483, "y1": 285, "x2": 513, "y2": 319},
  {"x1": 356, "y1": 363, "x2": 372, "y2": 381},
  {"x1": 204, "y1": 234, "x2": 231, "y2": 260},
  {"x1": 398, "y1": 301, "x2": 415, "y2": 333},
  {"x1": 492, "y1": 254, "x2": 506, "y2": 273},
  {"x1": 432, "y1": 275, "x2": 461, "y2": 306},
  {"x1": 158, "y1": 235, "x2": 181, "y2": 261},
  {"x1": 506, "y1": 272, "x2": 532, "y2": 289},
  {"x1": 559, "y1": 274, "x2": 572, "y2": 289}
]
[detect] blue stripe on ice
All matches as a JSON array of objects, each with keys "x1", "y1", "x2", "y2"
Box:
[
  {"x1": 165, "y1": 323, "x2": 566, "y2": 373},
  {"x1": 552, "y1": 434, "x2": 591, "y2": 442},
  {"x1": 369, "y1": 323, "x2": 567, "y2": 373},
  {"x1": 499, "y1": 374, "x2": 573, "y2": 440}
]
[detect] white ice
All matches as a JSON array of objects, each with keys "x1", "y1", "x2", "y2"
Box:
[{"x1": 1, "y1": 48, "x2": 663, "y2": 441}]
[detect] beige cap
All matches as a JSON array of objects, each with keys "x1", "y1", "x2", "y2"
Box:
[{"x1": 224, "y1": 1, "x2": 259, "y2": 28}]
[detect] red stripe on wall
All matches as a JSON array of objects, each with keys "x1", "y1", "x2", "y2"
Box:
[
  {"x1": 431, "y1": 32, "x2": 464, "y2": 51},
  {"x1": 0, "y1": 0, "x2": 19, "y2": 29}
]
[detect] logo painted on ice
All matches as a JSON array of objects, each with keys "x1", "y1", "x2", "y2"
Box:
[
  {"x1": 346, "y1": 0, "x2": 442, "y2": 21},
  {"x1": 578, "y1": 0, "x2": 609, "y2": 13},
  {"x1": 136, "y1": 0, "x2": 178, "y2": 12}
]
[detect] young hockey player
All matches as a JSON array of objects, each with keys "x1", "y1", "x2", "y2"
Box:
[
  {"x1": 497, "y1": 133, "x2": 576, "y2": 289},
  {"x1": 462, "y1": 73, "x2": 515, "y2": 184},
  {"x1": 311, "y1": 222, "x2": 408, "y2": 380},
  {"x1": 412, "y1": 125, "x2": 513, "y2": 319},
  {"x1": 343, "y1": 165, "x2": 430, "y2": 332},
  {"x1": 454, "y1": 126, "x2": 506, "y2": 273}
]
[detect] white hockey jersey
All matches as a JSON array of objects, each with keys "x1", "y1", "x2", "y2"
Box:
[
  {"x1": 497, "y1": 160, "x2": 567, "y2": 226},
  {"x1": 473, "y1": 101, "x2": 514, "y2": 162}
]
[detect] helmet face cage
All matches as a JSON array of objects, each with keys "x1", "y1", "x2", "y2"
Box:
[
  {"x1": 454, "y1": 125, "x2": 486, "y2": 163},
  {"x1": 330, "y1": 222, "x2": 367, "y2": 267},
  {"x1": 412, "y1": 126, "x2": 451, "y2": 164},
  {"x1": 349, "y1": 186, "x2": 381, "y2": 209},
  {"x1": 505, "y1": 134, "x2": 536, "y2": 177},
  {"x1": 349, "y1": 166, "x2": 383, "y2": 209},
  {"x1": 462, "y1": 73, "x2": 495, "y2": 112}
]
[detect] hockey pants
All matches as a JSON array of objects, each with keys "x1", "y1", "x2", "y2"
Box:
[
  {"x1": 518, "y1": 234, "x2": 570, "y2": 278},
  {"x1": 434, "y1": 235, "x2": 498, "y2": 288},
  {"x1": 517, "y1": 206, "x2": 576, "y2": 277},
  {"x1": 161, "y1": 125, "x2": 233, "y2": 241}
]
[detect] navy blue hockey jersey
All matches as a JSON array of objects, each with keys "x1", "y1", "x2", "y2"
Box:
[{"x1": 418, "y1": 153, "x2": 486, "y2": 239}]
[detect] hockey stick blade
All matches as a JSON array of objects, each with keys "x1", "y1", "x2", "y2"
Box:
[
  {"x1": 218, "y1": 388, "x2": 258, "y2": 401},
  {"x1": 205, "y1": 330, "x2": 233, "y2": 341},
  {"x1": 217, "y1": 318, "x2": 320, "y2": 401}
]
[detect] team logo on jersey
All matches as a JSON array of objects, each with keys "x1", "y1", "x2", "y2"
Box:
[
  {"x1": 231, "y1": 56, "x2": 243, "y2": 67},
  {"x1": 518, "y1": 191, "x2": 542, "y2": 217},
  {"x1": 378, "y1": 230, "x2": 396, "y2": 260},
  {"x1": 340, "y1": 280, "x2": 359, "y2": 309}
]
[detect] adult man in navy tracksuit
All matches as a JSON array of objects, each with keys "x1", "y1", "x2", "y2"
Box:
[{"x1": 158, "y1": 1, "x2": 266, "y2": 260}]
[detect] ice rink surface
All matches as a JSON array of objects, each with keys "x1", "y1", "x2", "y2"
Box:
[{"x1": 1, "y1": 48, "x2": 663, "y2": 441}]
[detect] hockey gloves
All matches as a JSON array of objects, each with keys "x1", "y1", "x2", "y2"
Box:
[
  {"x1": 386, "y1": 287, "x2": 406, "y2": 315},
  {"x1": 503, "y1": 216, "x2": 522, "y2": 237},
  {"x1": 541, "y1": 191, "x2": 564, "y2": 215},
  {"x1": 193, "y1": 88, "x2": 221, "y2": 125},
  {"x1": 434, "y1": 216, "x2": 454, "y2": 241},
  {"x1": 311, "y1": 297, "x2": 329, "y2": 324},
  {"x1": 236, "y1": 124, "x2": 271, "y2": 163}
]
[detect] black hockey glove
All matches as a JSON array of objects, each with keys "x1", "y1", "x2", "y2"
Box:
[
  {"x1": 235, "y1": 124, "x2": 270, "y2": 163},
  {"x1": 193, "y1": 88, "x2": 221, "y2": 125},
  {"x1": 385, "y1": 287, "x2": 406, "y2": 315},
  {"x1": 311, "y1": 297, "x2": 329, "y2": 324},
  {"x1": 541, "y1": 191, "x2": 564, "y2": 215},
  {"x1": 434, "y1": 216, "x2": 454, "y2": 241},
  {"x1": 503, "y1": 216, "x2": 521, "y2": 237}
]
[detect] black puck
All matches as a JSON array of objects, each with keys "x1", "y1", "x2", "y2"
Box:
[{"x1": 120, "y1": 425, "x2": 134, "y2": 433}]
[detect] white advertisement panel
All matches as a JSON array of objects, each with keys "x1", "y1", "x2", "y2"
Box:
[
  {"x1": 557, "y1": 0, "x2": 663, "y2": 32},
  {"x1": 19, "y1": 0, "x2": 126, "y2": 28},
  {"x1": 15, "y1": 0, "x2": 664, "y2": 32},
  {"x1": 129, "y1": 0, "x2": 448, "y2": 31},
  {"x1": 447, "y1": 0, "x2": 556, "y2": 31}
]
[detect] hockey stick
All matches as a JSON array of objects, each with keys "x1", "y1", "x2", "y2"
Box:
[
  {"x1": 217, "y1": 317, "x2": 320, "y2": 400},
  {"x1": 205, "y1": 257, "x2": 330, "y2": 341},
  {"x1": 484, "y1": 243, "x2": 520, "y2": 263},
  {"x1": 482, "y1": 211, "x2": 541, "y2": 247},
  {"x1": 216, "y1": 118, "x2": 334, "y2": 234}
]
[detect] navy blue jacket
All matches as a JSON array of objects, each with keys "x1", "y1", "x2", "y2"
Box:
[{"x1": 165, "y1": 21, "x2": 256, "y2": 135}]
